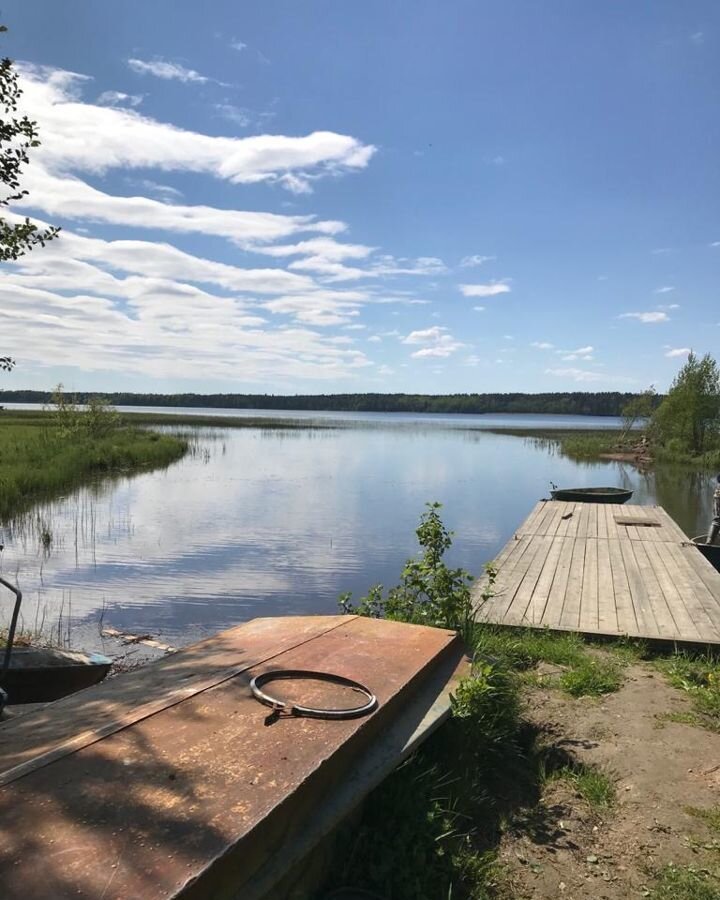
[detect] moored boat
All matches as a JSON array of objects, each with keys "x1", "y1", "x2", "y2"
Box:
[
  {"x1": 1, "y1": 575, "x2": 111, "y2": 706},
  {"x1": 1, "y1": 646, "x2": 112, "y2": 704},
  {"x1": 550, "y1": 487, "x2": 633, "y2": 504},
  {"x1": 692, "y1": 536, "x2": 720, "y2": 574}
]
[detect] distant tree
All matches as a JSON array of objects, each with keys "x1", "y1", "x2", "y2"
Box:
[
  {"x1": 653, "y1": 352, "x2": 720, "y2": 454},
  {"x1": 1, "y1": 24, "x2": 60, "y2": 372},
  {"x1": 619, "y1": 386, "x2": 657, "y2": 442}
]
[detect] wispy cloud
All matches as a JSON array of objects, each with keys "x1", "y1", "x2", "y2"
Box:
[
  {"x1": 460, "y1": 254, "x2": 496, "y2": 268},
  {"x1": 97, "y1": 90, "x2": 143, "y2": 107},
  {"x1": 403, "y1": 326, "x2": 464, "y2": 358},
  {"x1": 651, "y1": 247, "x2": 673, "y2": 255},
  {"x1": 711, "y1": 241, "x2": 720, "y2": 248},
  {"x1": 654, "y1": 286, "x2": 675, "y2": 294},
  {"x1": 531, "y1": 341, "x2": 554, "y2": 350},
  {"x1": 559, "y1": 345, "x2": 594, "y2": 361},
  {"x1": 127, "y1": 58, "x2": 212, "y2": 84},
  {"x1": 459, "y1": 282, "x2": 510, "y2": 298},
  {"x1": 473, "y1": 305, "x2": 485, "y2": 312},
  {"x1": 230, "y1": 39, "x2": 247, "y2": 52},
  {"x1": 665, "y1": 347, "x2": 691, "y2": 358},
  {"x1": 619, "y1": 311, "x2": 670, "y2": 323},
  {"x1": 545, "y1": 367, "x2": 632, "y2": 384}
]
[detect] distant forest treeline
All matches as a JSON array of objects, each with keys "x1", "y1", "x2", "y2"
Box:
[{"x1": 0, "y1": 390, "x2": 660, "y2": 417}]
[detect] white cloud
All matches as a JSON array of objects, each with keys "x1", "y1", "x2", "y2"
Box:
[
  {"x1": 665, "y1": 347, "x2": 691, "y2": 358},
  {"x1": 403, "y1": 326, "x2": 464, "y2": 358},
  {"x1": 127, "y1": 58, "x2": 211, "y2": 84},
  {"x1": 18, "y1": 65, "x2": 375, "y2": 192},
  {"x1": 545, "y1": 367, "x2": 633, "y2": 384},
  {"x1": 473, "y1": 305, "x2": 485, "y2": 312},
  {"x1": 20, "y1": 166, "x2": 345, "y2": 243},
  {"x1": 654, "y1": 286, "x2": 675, "y2": 294},
  {"x1": 460, "y1": 254, "x2": 496, "y2": 268},
  {"x1": 658, "y1": 303, "x2": 680, "y2": 311},
  {"x1": 619, "y1": 311, "x2": 670, "y2": 323},
  {"x1": 711, "y1": 241, "x2": 720, "y2": 248},
  {"x1": 230, "y1": 40, "x2": 247, "y2": 52},
  {"x1": 133, "y1": 179, "x2": 184, "y2": 201},
  {"x1": 651, "y1": 247, "x2": 673, "y2": 255},
  {"x1": 214, "y1": 103, "x2": 253, "y2": 127},
  {"x1": 368, "y1": 335, "x2": 382, "y2": 343},
  {"x1": 531, "y1": 341, "x2": 554, "y2": 350},
  {"x1": 459, "y1": 282, "x2": 511, "y2": 298},
  {"x1": 97, "y1": 90, "x2": 143, "y2": 107}
]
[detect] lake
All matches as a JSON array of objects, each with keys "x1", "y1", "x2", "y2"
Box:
[{"x1": 0, "y1": 410, "x2": 716, "y2": 652}]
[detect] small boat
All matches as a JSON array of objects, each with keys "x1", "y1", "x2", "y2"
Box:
[
  {"x1": 1, "y1": 575, "x2": 111, "y2": 707},
  {"x1": 1, "y1": 646, "x2": 112, "y2": 704},
  {"x1": 550, "y1": 487, "x2": 633, "y2": 504},
  {"x1": 690, "y1": 474, "x2": 720, "y2": 573},
  {"x1": 691, "y1": 537, "x2": 720, "y2": 574}
]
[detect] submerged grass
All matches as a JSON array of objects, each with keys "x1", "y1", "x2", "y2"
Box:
[{"x1": 0, "y1": 416, "x2": 188, "y2": 521}]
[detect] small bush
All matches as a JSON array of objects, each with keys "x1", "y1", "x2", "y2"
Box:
[{"x1": 340, "y1": 502, "x2": 483, "y2": 642}]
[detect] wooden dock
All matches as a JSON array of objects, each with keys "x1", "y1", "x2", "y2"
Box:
[{"x1": 473, "y1": 500, "x2": 720, "y2": 645}]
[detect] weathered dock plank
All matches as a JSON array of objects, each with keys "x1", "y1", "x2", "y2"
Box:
[{"x1": 474, "y1": 500, "x2": 720, "y2": 644}]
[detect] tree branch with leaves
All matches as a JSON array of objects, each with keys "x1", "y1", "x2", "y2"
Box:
[{"x1": 1, "y1": 24, "x2": 60, "y2": 374}]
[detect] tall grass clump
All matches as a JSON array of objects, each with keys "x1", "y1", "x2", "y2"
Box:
[{"x1": 0, "y1": 389, "x2": 187, "y2": 522}]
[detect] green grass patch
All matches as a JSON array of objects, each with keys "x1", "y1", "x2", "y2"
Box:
[
  {"x1": 655, "y1": 653, "x2": 720, "y2": 732},
  {"x1": 687, "y1": 807, "x2": 720, "y2": 834},
  {"x1": 0, "y1": 417, "x2": 187, "y2": 521},
  {"x1": 559, "y1": 656, "x2": 623, "y2": 697},
  {"x1": 473, "y1": 625, "x2": 586, "y2": 669},
  {"x1": 548, "y1": 764, "x2": 616, "y2": 811},
  {"x1": 650, "y1": 864, "x2": 720, "y2": 900}
]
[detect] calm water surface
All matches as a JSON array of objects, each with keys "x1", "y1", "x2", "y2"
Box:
[{"x1": 0, "y1": 411, "x2": 716, "y2": 651}]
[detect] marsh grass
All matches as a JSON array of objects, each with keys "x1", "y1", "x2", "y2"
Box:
[{"x1": 0, "y1": 417, "x2": 187, "y2": 521}]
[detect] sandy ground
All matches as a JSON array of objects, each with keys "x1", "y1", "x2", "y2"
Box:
[{"x1": 499, "y1": 663, "x2": 720, "y2": 898}]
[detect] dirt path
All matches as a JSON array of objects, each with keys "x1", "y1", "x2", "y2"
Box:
[{"x1": 499, "y1": 663, "x2": 720, "y2": 898}]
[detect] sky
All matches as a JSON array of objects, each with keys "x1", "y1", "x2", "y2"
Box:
[{"x1": 1, "y1": 1, "x2": 719, "y2": 395}]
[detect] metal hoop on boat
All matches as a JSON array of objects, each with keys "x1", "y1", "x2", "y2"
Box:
[{"x1": 249, "y1": 669, "x2": 377, "y2": 720}]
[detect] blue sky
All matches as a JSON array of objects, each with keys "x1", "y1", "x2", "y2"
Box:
[{"x1": 2, "y1": 1, "x2": 719, "y2": 394}]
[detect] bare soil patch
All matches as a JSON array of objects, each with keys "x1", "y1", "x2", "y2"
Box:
[{"x1": 499, "y1": 662, "x2": 720, "y2": 898}]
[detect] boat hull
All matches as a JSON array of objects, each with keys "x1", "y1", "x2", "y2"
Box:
[
  {"x1": 692, "y1": 539, "x2": 720, "y2": 574},
  {"x1": 551, "y1": 488, "x2": 633, "y2": 504},
  {"x1": 0, "y1": 648, "x2": 112, "y2": 705}
]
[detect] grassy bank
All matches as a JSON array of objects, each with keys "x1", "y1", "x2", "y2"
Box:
[
  {"x1": 0, "y1": 413, "x2": 188, "y2": 521},
  {"x1": 492, "y1": 426, "x2": 720, "y2": 468},
  {"x1": 1, "y1": 408, "x2": 339, "y2": 431}
]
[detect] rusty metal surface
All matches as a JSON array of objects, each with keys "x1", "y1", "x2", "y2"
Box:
[
  {"x1": 0, "y1": 615, "x2": 462, "y2": 900},
  {"x1": 0, "y1": 615, "x2": 350, "y2": 774}
]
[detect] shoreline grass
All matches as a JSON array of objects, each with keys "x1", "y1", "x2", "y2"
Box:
[{"x1": 0, "y1": 418, "x2": 188, "y2": 522}]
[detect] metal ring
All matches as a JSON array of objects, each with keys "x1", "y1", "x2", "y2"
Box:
[{"x1": 249, "y1": 669, "x2": 377, "y2": 720}]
